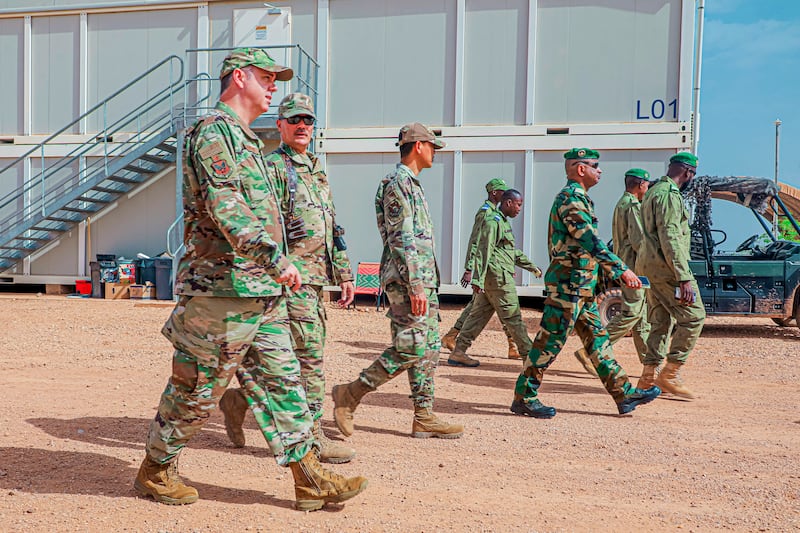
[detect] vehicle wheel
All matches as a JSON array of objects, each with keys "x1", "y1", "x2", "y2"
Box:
[
  {"x1": 771, "y1": 317, "x2": 793, "y2": 327},
  {"x1": 596, "y1": 288, "x2": 623, "y2": 328}
]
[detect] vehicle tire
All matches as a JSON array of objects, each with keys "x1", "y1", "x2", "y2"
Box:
[
  {"x1": 596, "y1": 288, "x2": 623, "y2": 328},
  {"x1": 771, "y1": 317, "x2": 793, "y2": 327}
]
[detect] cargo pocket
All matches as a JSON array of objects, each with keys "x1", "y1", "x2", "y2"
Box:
[{"x1": 162, "y1": 312, "x2": 221, "y2": 392}]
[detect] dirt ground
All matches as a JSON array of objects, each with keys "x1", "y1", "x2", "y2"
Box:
[{"x1": 0, "y1": 293, "x2": 798, "y2": 532}]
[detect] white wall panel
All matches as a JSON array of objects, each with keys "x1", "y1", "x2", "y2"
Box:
[
  {"x1": 32, "y1": 16, "x2": 79, "y2": 134},
  {"x1": 0, "y1": 19, "x2": 23, "y2": 135}
]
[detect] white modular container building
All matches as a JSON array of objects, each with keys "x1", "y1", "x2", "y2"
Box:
[{"x1": 0, "y1": 0, "x2": 701, "y2": 295}]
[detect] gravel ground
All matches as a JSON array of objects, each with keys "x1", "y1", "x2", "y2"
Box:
[{"x1": 0, "y1": 294, "x2": 798, "y2": 532}]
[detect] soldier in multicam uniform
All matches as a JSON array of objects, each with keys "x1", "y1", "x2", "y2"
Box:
[
  {"x1": 331, "y1": 122, "x2": 464, "y2": 439},
  {"x1": 447, "y1": 188, "x2": 543, "y2": 368},
  {"x1": 133, "y1": 48, "x2": 366, "y2": 512},
  {"x1": 219, "y1": 93, "x2": 356, "y2": 464},
  {"x1": 441, "y1": 178, "x2": 523, "y2": 361},
  {"x1": 573, "y1": 168, "x2": 652, "y2": 380},
  {"x1": 637, "y1": 152, "x2": 705, "y2": 399},
  {"x1": 510, "y1": 148, "x2": 661, "y2": 418}
]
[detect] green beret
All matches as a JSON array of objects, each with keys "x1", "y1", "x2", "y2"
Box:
[
  {"x1": 624, "y1": 168, "x2": 650, "y2": 181},
  {"x1": 564, "y1": 148, "x2": 600, "y2": 160},
  {"x1": 219, "y1": 47, "x2": 293, "y2": 81},
  {"x1": 669, "y1": 152, "x2": 698, "y2": 168},
  {"x1": 485, "y1": 178, "x2": 509, "y2": 193}
]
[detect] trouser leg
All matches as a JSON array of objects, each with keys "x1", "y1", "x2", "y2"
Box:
[
  {"x1": 287, "y1": 285, "x2": 327, "y2": 421},
  {"x1": 454, "y1": 292, "x2": 495, "y2": 352},
  {"x1": 606, "y1": 285, "x2": 650, "y2": 363},
  {"x1": 482, "y1": 273, "x2": 533, "y2": 354}
]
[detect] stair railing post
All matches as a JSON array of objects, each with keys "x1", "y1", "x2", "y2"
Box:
[
  {"x1": 103, "y1": 101, "x2": 109, "y2": 176},
  {"x1": 40, "y1": 145, "x2": 46, "y2": 217}
]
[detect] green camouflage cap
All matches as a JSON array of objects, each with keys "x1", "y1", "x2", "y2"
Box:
[
  {"x1": 219, "y1": 47, "x2": 293, "y2": 81},
  {"x1": 485, "y1": 178, "x2": 509, "y2": 192},
  {"x1": 670, "y1": 152, "x2": 698, "y2": 168},
  {"x1": 278, "y1": 92, "x2": 316, "y2": 119},
  {"x1": 396, "y1": 122, "x2": 446, "y2": 149},
  {"x1": 564, "y1": 148, "x2": 600, "y2": 160},
  {"x1": 624, "y1": 168, "x2": 650, "y2": 181}
]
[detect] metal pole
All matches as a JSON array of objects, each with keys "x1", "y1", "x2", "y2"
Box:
[{"x1": 774, "y1": 119, "x2": 781, "y2": 235}]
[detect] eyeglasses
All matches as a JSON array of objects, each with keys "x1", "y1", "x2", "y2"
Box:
[
  {"x1": 573, "y1": 160, "x2": 599, "y2": 169},
  {"x1": 285, "y1": 115, "x2": 316, "y2": 126}
]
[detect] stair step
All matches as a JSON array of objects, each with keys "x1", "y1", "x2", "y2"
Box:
[
  {"x1": 123, "y1": 164, "x2": 156, "y2": 174},
  {"x1": 77, "y1": 194, "x2": 113, "y2": 203},
  {"x1": 46, "y1": 215, "x2": 82, "y2": 224},
  {"x1": 107, "y1": 175, "x2": 144, "y2": 184},
  {"x1": 157, "y1": 142, "x2": 177, "y2": 154},
  {"x1": 19, "y1": 235, "x2": 53, "y2": 242},
  {"x1": 93, "y1": 184, "x2": 131, "y2": 194},
  {"x1": 0, "y1": 250, "x2": 24, "y2": 259},
  {"x1": 2, "y1": 244, "x2": 40, "y2": 251},
  {"x1": 31, "y1": 224, "x2": 68, "y2": 233},
  {"x1": 140, "y1": 153, "x2": 171, "y2": 165},
  {"x1": 61, "y1": 205, "x2": 101, "y2": 214}
]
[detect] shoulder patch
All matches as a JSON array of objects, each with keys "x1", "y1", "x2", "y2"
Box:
[{"x1": 210, "y1": 155, "x2": 231, "y2": 177}]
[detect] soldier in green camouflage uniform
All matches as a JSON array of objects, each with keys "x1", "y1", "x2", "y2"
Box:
[
  {"x1": 448, "y1": 189, "x2": 542, "y2": 367},
  {"x1": 332, "y1": 123, "x2": 463, "y2": 440},
  {"x1": 637, "y1": 152, "x2": 705, "y2": 399},
  {"x1": 441, "y1": 178, "x2": 522, "y2": 360},
  {"x1": 511, "y1": 148, "x2": 661, "y2": 419},
  {"x1": 134, "y1": 48, "x2": 366, "y2": 512},
  {"x1": 574, "y1": 168, "x2": 652, "y2": 380},
  {"x1": 220, "y1": 93, "x2": 356, "y2": 464}
]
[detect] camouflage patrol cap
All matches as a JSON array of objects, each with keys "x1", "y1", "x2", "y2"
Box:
[
  {"x1": 219, "y1": 47, "x2": 293, "y2": 81},
  {"x1": 278, "y1": 93, "x2": 316, "y2": 119},
  {"x1": 670, "y1": 152, "x2": 698, "y2": 168},
  {"x1": 564, "y1": 148, "x2": 600, "y2": 160},
  {"x1": 485, "y1": 178, "x2": 509, "y2": 192},
  {"x1": 396, "y1": 123, "x2": 446, "y2": 149},
  {"x1": 624, "y1": 168, "x2": 650, "y2": 181}
]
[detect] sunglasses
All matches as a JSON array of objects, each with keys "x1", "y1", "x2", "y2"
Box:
[
  {"x1": 285, "y1": 115, "x2": 316, "y2": 126},
  {"x1": 574, "y1": 161, "x2": 599, "y2": 169}
]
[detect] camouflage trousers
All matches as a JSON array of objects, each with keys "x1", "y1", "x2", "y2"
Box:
[
  {"x1": 605, "y1": 285, "x2": 650, "y2": 364},
  {"x1": 644, "y1": 278, "x2": 706, "y2": 366},
  {"x1": 455, "y1": 271, "x2": 532, "y2": 355},
  {"x1": 287, "y1": 284, "x2": 327, "y2": 421},
  {"x1": 452, "y1": 293, "x2": 514, "y2": 341},
  {"x1": 146, "y1": 295, "x2": 313, "y2": 467},
  {"x1": 515, "y1": 292, "x2": 634, "y2": 403},
  {"x1": 360, "y1": 283, "x2": 441, "y2": 409}
]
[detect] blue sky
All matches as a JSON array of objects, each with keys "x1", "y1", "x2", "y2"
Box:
[{"x1": 700, "y1": 0, "x2": 800, "y2": 187}]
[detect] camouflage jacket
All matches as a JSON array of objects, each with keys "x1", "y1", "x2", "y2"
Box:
[
  {"x1": 375, "y1": 164, "x2": 440, "y2": 294},
  {"x1": 471, "y1": 208, "x2": 539, "y2": 289},
  {"x1": 265, "y1": 143, "x2": 353, "y2": 286},
  {"x1": 637, "y1": 175, "x2": 694, "y2": 283},
  {"x1": 544, "y1": 180, "x2": 627, "y2": 296},
  {"x1": 463, "y1": 200, "x2": 498, "y2": 272},
  {"x1": 611, "y1": 191, "x2": 645, "y2": 270},
  {"x1": 175, "y1": 101, "x2": 290, "y2": 297}
]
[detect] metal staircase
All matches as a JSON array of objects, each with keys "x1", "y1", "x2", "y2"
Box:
[{"x1": 0, "y1": 55, "x2": 188, "y2": 274}]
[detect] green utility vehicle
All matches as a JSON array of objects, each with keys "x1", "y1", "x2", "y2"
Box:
[{"x1": 596, "y1": 176, "x2": 800, "y2": 328}]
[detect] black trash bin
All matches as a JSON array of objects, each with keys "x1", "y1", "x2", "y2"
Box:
[
  {"x1": 135, "y1": 258, "x2": 157, "y2": 285},
  {"x1": 154, "y1": 258, "x2": 173, "y2": 300},
  {"x1": 90, "y1": 254, "x2": 118, "y2": 298}
]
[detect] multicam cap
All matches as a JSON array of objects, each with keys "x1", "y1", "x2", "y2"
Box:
[
  {"x1": 396, "y1": 122, "x2": 446, "y2": 149},
  {"x1": 624, "y1": 168, "x2": 651, "y2": 181},
  {"x1": 278, "y1": 93, "x2": 316, "y2": 119},
  {"x1": 670, "y1": 152, "x2": 698, "y2": 168},
  {"x1": 485, "y1": 178, "x2": 509, "y2": 193},
  {"x1": 219, "y1": 47, "x2": 293, "y2": 81},
  {"x1": 564, "y1": 148, "x2": 600, "y2": 160}
]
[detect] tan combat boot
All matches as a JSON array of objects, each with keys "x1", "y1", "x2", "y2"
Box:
[
  {"x1": 573, "y1": 348, "x2": 599, "y2": 377},
  {"x1": 637, "y1": 365, "x2": 659, "y2": 390},
  {"x1": 219, "y1": 388, "x2": 249, "y2": 448},
  {"x1": 134, "y1": 456, "x2": 199, "y2": 505},
  {"x1": 289, "y1": 449, "x2": 368, "y2": 511},
  {"x1": 441, "y1": 327, "x2": 459, "y2": 351},
  {"x1": 411, "y1": 406, "x2": 464, "y2": 439},
  {"x1": 655, "y1": 361, "x2": 696, "y2": 400},
  {"x1": 332, "y1": 379, "x2": 372, "y2": 437},
  {"x1": 447, "y1": 348, "x2": 480, "y2": 367},
  {"x1": 312, "y1": 419, "x2": 356, "y2": 464},
  {"x1": 507, "y1": 337, "x2": 521, "y2": 359}
]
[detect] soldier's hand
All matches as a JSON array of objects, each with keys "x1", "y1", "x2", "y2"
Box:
[
  {"x1": 410, "y1": 292, "x2": 428, "y2": 317},
  {"x1": 471, "y1": 283, "x2": 484, "y2": 294},
  {"x1": 531, "y1": 266, "x2": 543, "y2": 278},
  {"x1": 277, "y1": 264, "x2": 302, "y2": 292},
  {"x1": 460, "y1": 270, "x2": 472, "y2": 288},
  {"x1": 620, "y1": 270, "x2": 642, "y2": 289},
  {"x1": 678, "y1": 280, "x2": 695, "y2": 304},
  {"x1": 337, "y1": 281, "x2": 355, "y2": 308}
]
